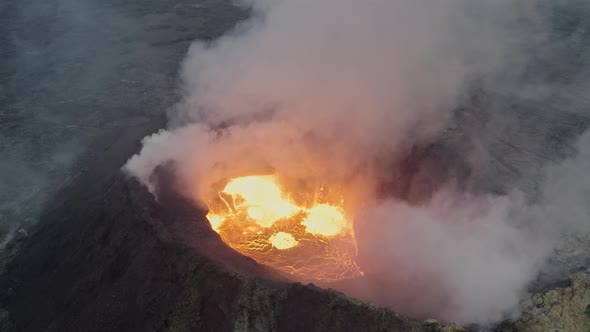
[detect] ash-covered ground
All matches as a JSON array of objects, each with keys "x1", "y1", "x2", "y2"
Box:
[{"x1": 1, "y1": 0, "x2": 590, "y2": 331}]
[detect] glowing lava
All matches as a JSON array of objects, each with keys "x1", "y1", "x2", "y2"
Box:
[
  {"x1": 218, "y1": 175, "x2": 300, "y2": 228},
  {"x1": 206, "y1": 175, "x2": 362, "y2": 282},
  {"x1": 269, "y1": 232, "x2": 298, "y2": 249},
  {"x1": 302, "y1": 204, "x2": 347, "y2": 236}
]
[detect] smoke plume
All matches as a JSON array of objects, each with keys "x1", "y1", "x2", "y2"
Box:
[{"x1": 125, "y1": 0, "x2": 590, "y2": 325}]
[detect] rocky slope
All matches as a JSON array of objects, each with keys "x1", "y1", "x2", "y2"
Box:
[{"x1": 497, "y1": 272, "x2": 590, "y2": 332}]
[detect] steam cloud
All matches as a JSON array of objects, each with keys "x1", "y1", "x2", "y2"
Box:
[{"x1": 125, "y1": 0, "x2": 590, "y2": 325}]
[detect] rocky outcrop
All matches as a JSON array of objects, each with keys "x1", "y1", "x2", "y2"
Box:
[{"x1": 497, "y1": 272, "x2": 590, "y2": 332}]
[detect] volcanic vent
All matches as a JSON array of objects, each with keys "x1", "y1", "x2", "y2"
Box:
[{"x1": 205, "y1": 175, "x2": 362, "y2": 282}]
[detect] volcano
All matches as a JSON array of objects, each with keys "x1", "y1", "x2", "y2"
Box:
[
  {"x1": 0, "y1": 1, "x2": 461, "y2": 330},
  {"x1": 0, "y1": 139, "x2": 462, "y2": 331},
  {"x1": 2, "y1": 0, "x2": 590, "y2": 331}
]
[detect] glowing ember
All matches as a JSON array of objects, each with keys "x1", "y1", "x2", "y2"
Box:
[
  {"x1": 269, "y1": 232, "x2": 298, "y2": 249},
  {"x1": 302, "y1": 204, "x2": 347, "y2": 236},
  {"x1": 220, "y1": 175, "x2": 300, "y2": 227},
  {"x1": 207, "y1": 214, "x2": 224, "y2": 232},
  {"x1": 206, "y1": 175, "x2": 363, "y2": 282}
]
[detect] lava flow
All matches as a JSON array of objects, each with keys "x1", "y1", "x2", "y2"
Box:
[{"x1": 205, "y1": 175, "x2": 363, "y2": 282}]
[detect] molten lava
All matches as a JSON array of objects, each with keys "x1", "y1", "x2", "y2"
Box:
[
  {"x1": 206, "y1": 175, "x2": 363, "y2": 282},
  {"x1": 269, "y1": 231, "x2": 298, "y2": 249}
]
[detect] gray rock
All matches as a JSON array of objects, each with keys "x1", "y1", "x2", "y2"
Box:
[{"x1": 497, "y1": 272, "x2": 590, "y2": 332}]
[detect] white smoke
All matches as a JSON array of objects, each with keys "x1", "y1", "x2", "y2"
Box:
[{"x1": 125, "y1": 0, "x2": 590, "y2": 325}]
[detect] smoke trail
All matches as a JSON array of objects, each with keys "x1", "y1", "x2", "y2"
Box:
[
  {"x1": 128, "y1": 0, "x2": 539, "y2": 200},
  {"x1": 125, "y1": 0, "x2": 590, "y2": 324}
]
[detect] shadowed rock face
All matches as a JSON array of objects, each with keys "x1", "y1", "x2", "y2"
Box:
[{"x1": 496, "y1": 273, "x2": 590, "y2": 332}]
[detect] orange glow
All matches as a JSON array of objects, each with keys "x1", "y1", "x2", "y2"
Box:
[
  {"x1": 206, "y1": 175, "x2": 362, "y2": 282},
  {"x1": 269, "y1": 232, "x2": 298, "y2": 249},
  {"x1": 302, "y1": 204, "x2": 347, "y2": 236},
  {"x1": 207, "y1": 214, "x2": 224, "y2": 232},
  {"x1": 221, "y1": 176, "x2": 301, "y2": 227}
]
